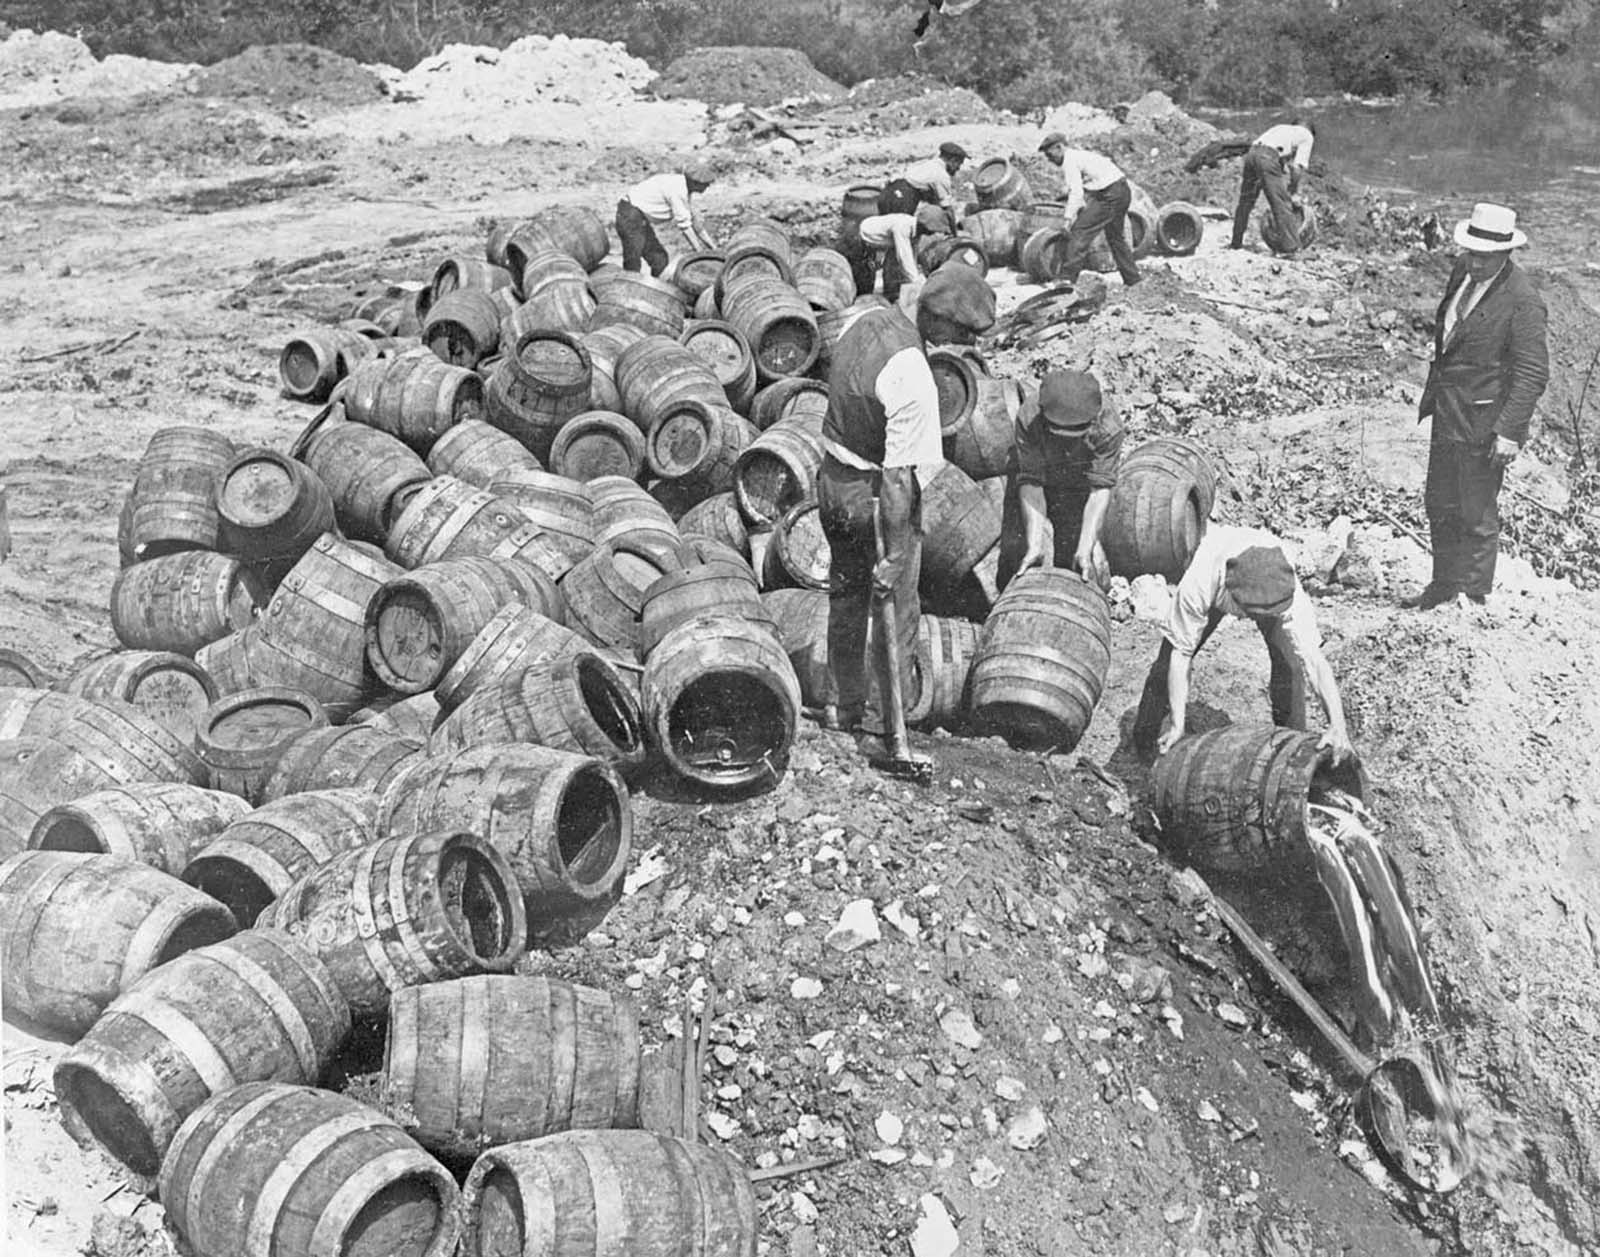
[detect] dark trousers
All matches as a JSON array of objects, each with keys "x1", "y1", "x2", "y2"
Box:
[
  {"x1": 1423, "y1": 437, "x2": 1503, "y2": 598},
  {"x1": 1232, "y1": 144, "x2": 1299, "y2": 252},
  {"x1": 877, "y1": 179, "x2": 929, "y2": 216},
  {"x1": 838, "y1": 228, "x2": 878, "y2": 297},
  {"x1": 1130, "y1": 613, "x2": 1307, "y2": 751},
  {"x1": 817, "y1": 456, "x2": 922, "y2": 720},
  {"x1": 996, "y1": 478, "x2": 1087, "y2": 590},
  {"x1": 1063, "y1": 179, "x2": 1140, "y2": 286},
  {"x1": 615, "y1": 199, "x2": 668, "y2": 276}
]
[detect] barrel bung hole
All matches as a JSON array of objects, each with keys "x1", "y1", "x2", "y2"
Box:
[
  {"x1": 55, "y1": 1064, "x2": 162, "y2": 1178},
  {"x1": 439, "y1": 847, "x2": 517, "y2": 962},
  {"x1": 341, "y1": 1173, "x2": 444, "y2": 1257},
  {"x1": 474, "y1": 1166, "x2": 526, "y2": 1257}
]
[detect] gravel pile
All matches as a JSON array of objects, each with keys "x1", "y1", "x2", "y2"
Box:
[
  {"x1": 188, "y1": 43, "x2": 383, "y2": 113},
  {"x1": 380, "y1": 34, "x2": 655, "y2": 109},
  {"x1": 0, "y1": 28, "x2": 194, "y2": 109},
  {"x1": 652, "y1": 46, "x2": 845, "y2": 107}
]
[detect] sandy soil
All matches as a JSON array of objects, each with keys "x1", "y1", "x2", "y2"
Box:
[{"x1": 3, "y1": 45, "x2": 1599, "y2": 1257}]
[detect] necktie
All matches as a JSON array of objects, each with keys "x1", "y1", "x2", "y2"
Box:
[{"x1": 1446, "y1": 280, "x2": 1475, "y2": 341}]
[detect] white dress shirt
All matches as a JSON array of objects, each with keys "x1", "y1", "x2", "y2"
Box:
[
  {"x1": 1255, "y1": 124, "x2": 1315, "y2": 168},
  {"x1": 625, "y1": 173, "x2": 696, "y2": 232},
  {"x1": 823, "y1": 347, "x2": 944, "y2": 486},
  {"x1": 857, "y1": 213, "x2": 921, "y2": 279},
  {"x1": 1163, "y1": 525, "x2": 1320, "y2": 659},
  {"x1": 1056, "y1": 149, "x2": 1125, "y2": 219}
]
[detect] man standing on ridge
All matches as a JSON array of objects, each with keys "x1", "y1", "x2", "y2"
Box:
[
  {"x1": 879, "y1": 142, "x2": 967, "y2": 217},
  {"x1": 615, "y1": 159, "x2": 717, "y2": 277},
  {"x1": 1405, "y1": 201, "x2": 1548, "y2": 609},
  {"x1": 1230, "y1": 120, "x2": 1315, "y2": 253},
  {"x1": 1038, "y1": 132, "x2": 1142, "y2": 288}
]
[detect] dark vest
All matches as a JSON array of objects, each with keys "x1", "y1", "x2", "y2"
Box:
[{"x1": 823, "y1": 307, "x2": 922, "y2": 466}]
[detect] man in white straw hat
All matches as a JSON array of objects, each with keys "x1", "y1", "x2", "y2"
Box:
[{"x1": 1405, "y1": 202, "x2": 1548, "y2": 609}]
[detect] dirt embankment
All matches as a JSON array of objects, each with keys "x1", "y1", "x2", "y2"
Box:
[{"x1": 3, "y1": 35, "x2": 1600, "y2": 1257}]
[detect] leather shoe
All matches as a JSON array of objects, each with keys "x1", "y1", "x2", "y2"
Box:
[{"x1": 1399, "y1": 584, "x2": 1456, "y2": 610}]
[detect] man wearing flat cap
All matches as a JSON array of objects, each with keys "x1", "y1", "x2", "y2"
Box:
[
  {"x1": 1406, "y1": 201, "x2": 1548, "y2": 609},
  {"x1": 997, "y1": 369, "x2": 1122, "y2": 590},
  {"x1": 879, "y1": 143, "x2": 967, "y2": 218},
  {"x1": 1037, "y1": 133, "x2": 1142, "y2": 287},
  {"x1": 1131, "y1": 525, "x2": 1353, "y2": 761},
  {"x1": 615, "y1": 160, "x2": 717, "y2": 277},
  {"x1": 843, "y1": 203, "x2": 953, "y2": 302},
  {"x1": 817, "y1": 265, "x2": 996, "y2": 740}
]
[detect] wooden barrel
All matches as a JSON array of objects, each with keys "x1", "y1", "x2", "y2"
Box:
[
  {"x1": 431, "y1": 652, "x2": 645, "y2": 776},
  {"x1": 378, "y1": 743, "x2": 632, "y2": 939},
  {"x1": 748, "y1": 376, "x2": 828, "y2": 433},
  {"x1": 919, "y1": 462, "x2": 1003, "y2": 603},
  {"x1": 647, "y1": 401, "x2": 757, "y2": 502},
  {"x1": 30, "y1": 782, "x2": 248, "y2": 874},
  {"x1": 733, "y1": 408, "x2": 825, "y2": 527},
  {"x1": 426, "y1": 419, "x2": 544, "y2": 488},
  {"x1": 0, "y1": 648, "x2": 47, "y2": 688},
  {"x1": 434, "y1": 602, "x2": 589, "y2": 716},
  {"x1": 195, "y1": 687, "x2": 329, "y2": 802},
  {"x1": 677, "y1": 491, "x2": 749, "y2": 557},
  {"x1": 587, "y1": 475, "x2": 682, "y2": 554},
  {"x1": 64, "y1": 650, "x2": 216, "y2": 743},
  {"x1": 760, "y1": 587, "x2": 831, "y2": 706},
  {"x1": 259, "y1": 724, "x2": 425, "y2": 802},
  {"x1": 668, "y1": 249, "x2": 724, "y2": 300},
  {"x1": 365, "y1": 556, "x2": 558, "y2": 695},
  {"x1": 1102, "y1": 437, "x2": 1217, "y2": 581},
  {"x1": 216, "y1": 447, "x2": 337, "y2": 580},
  {"x1": 279, "y1": 327, "x2": 370, "y2": 403},
  {"x1": 385, "y1": 475, "x2": 535, "y2": 569},
  {"x1": 579, "y1": 323, "x2": 648, "y2": 413},
  {"x1": 485, "y1": 329, "x2": 592, "y2": 461},
  {"x1": 432, "y1": 255, "x2": 513, "y2": 301},
  {"x1": 346, "y1": 351, "x2": 485, "y2": 456},
  {"x1": 506, "y1": 206, "x2": 610, "y2": 276},
  {"x1": 961, "y1": 208, "x2": 1024, "y2": 267},
  {"x1": 1127, "y1": 184, "x2": 1159, "y2": 260},
  {"x1": 1019, "y1": 226, "x2": 1076, "y2": 282},
  {"x1": 719, "y1": 273, "x2": 820, "y2": 383},
  {"x1": 937, "y1": 373, "x2": 1025, "y2": 482},
  {"x1": 970, "y1": 568, "x2": 1111, "y2": 752},
  {"x1": 974, "y1": 157, "x2": 1033, "y2": 211},
  {"x1": 464, "y1": 1130, "x2": 755, "y2": 1257},
  {"x1": 382, "y1": 976, "x2": 638, "y2": 1161},
  {"x1": 263, "y1": 829, "x2": 527, "y2": 1016},
  {"x1": 680, "y1": 319, "x2": 758, "y2": 415},
  {"x1": 918, "y1": 234, "x2": 990, "y2": 278},
  {"x1": 615, "y1": 334, "x2": 729, "y2": 437},
  {"x1": 110, "y1": 552, "x2": 267, "y2": 656},
  {"x1": 547, "y1": 409, "x2": 647, "y2": 482},
  {"x1": 300, "y1": 419, "x2": 431, "y2": 543},
  {"x1": 639, "y1": 561, "x2": 767, "y2": 657},
  {"x1": 692, "y1": 284, "x2": 719, "y2": 320},
  {"x1": 1020, "y1": 201, "x2": 1069, "y2": 238},
  {"x1": 124, "y1": 427, "x2": 235, "y2": 562},
  {"x1": 842, "y1": 183, "x2": 881, "y2": 229},
  {"x1": 0, "y1": 686, "x2": 209, "y2": 786},
  {"x1": 0, "y1": 737, "x2": 119, "y2": 855},
  {"x1": 915, "y1": 614, "x2": 982, "y2": 730},
  {"x1": 725, "y1": 216, "x2": 793, "y2": 264},
  {"x1": 763, "y1": 500, "x2": 831, "y2": 592},
  {"x1": 1148, "y1": 725, "x2": 1367, "y2": 876},
  {"x1": 515, "y1": 249, "x2": 596, "y2": 333},
  {"x1": 1261, "y1": 201, "x2": 1319, "y2": 253},
  {"x1": 159, "y1": 1081, "x2": 461, "y2": 1257},
  {"x1": 486, "y1": 468, "x2": 600, "y2": 565},
  {"x1": 554, "y1": 540, "x2": 674, "y2": 656},
  {"x1": 929, "y1": 345, "x2": 988, "y2": 430},
  {"x1": 642, "y1": 613, "x2": 801, "y2": 791},
  {"x1": 792, "y1": 246, "x2": 856, "y2": 313},
  {"x1": 53, "y1": 929, "x2": 351, "y2": 1177},
  {"x1": 588, "y1": 271, "x2": 688, "y2": 339},
  {"x1": 0, "y1": 851, "x2": 236, "y2": 1035},
  {"x1": 182, "y1": 788, "x2": 379, "y2": 928},
  {"x1": 1155, "y1": 201, "x2": 1205, "y2": 256}
]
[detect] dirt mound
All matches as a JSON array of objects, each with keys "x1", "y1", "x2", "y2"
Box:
[
  {"x1": 834, "y1": 74, "x2": 1001, "y2": 128},
  {"x1": 188, "y1": 43, "x2": 383, "y2": 113},
  {"x1": 653, "y1": 45, "x2": 844, "y2": 107},
  {"x1": 0, "y1": 28, "x2": 193, "y2": 109},
  {"x1": 381, "y1": 34, "x2": 654, "y2": 108}
]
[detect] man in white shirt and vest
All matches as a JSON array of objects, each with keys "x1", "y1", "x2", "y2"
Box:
[
  {"x1": 1131, "y1": 525, "x2": 1353, "y2": 762},
  {"x1": 1037, "y1": 132, "x2": 1142, "y2": 287},
  {"x1": 879, "y1": 142, "x2": 967, "y2": 217},
  {"x1": 615, "y1": 160, "x2": 717, "y2": 277},
  {"x1": 1230, "y1": 120, "x2": 1315, "y2": 253},
  {"x1": 816, "y1": 265, "x2": 996, "y2": 743}
]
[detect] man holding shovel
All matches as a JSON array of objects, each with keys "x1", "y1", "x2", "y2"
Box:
[{"x1": 815, "y1": 265, "x2": 997, "y2": 776}]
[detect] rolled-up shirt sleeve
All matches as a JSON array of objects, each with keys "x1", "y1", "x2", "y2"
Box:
[
  {"x1": 1163, "y1": 559, "x2": 1221, "y2": 656},
  {"x1": 876, "y1": 348, "x2": 945, "y2": 473}
]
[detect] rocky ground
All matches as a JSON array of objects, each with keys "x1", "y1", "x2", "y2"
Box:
[{"x1": 2, "y1": 31, "x2": 1599, "y2": 1257}]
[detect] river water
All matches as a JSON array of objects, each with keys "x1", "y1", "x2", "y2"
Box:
[{"x1": 1202, "y1": 68, "x2": 1600, "y2": 309}]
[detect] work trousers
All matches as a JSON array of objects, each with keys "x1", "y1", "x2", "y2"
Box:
[
  {"x1": 837, "y1": 229, "x2": 908, "y2": 300},
  {"x1": 995, "y1": 478, "x2": 1087, "y2": 591},
  {"x1": 1422, "y1": 436, "x2": 1504, "y2": 598},
  {"x1": 1232, "y1": 144, "x2": 1299, "y2": 252},
  {"x1": 1063, "y1": 178, "x2": 1140, "y2": 286},
  {"x1": 615, "y1": 199, "x2": 668, "y2": 276},
  {"x1": 1130, "y1": 612, "x2": 1307, "y2": 752},
  {"x1": 816, "y1": 455, "x2": 922, "y2": 723}
]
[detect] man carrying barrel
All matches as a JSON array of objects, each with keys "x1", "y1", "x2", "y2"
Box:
[
  {"x1": 843, "y1": 204, "x2": 950, "y2": 302},
  {"x1": 615, "y1": 160, "x2": 718, "y2": 278},
  {"x1": 1131, "y1": 527, "x2": 1353, "y2": 762},
  {"x1": 879, "y1": 142, "x2": 967, "y2": 217},
  {"x1": 1037, "y1": 133, "x2": 1142, "y2": 288},
  {"x1": 997, "y1": 370, "x2": 1121, "y2": 591},
  {"x1": 816, "y1": 266, "x2": 996, "y2": 767},
  {"x1": 1230, "y1": 120, "x2": 1315, "y2": 253}
]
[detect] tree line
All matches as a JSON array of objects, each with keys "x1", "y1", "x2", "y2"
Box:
[{"x1": 5, "y1": 0, "x2": 1597, "y2": 108}]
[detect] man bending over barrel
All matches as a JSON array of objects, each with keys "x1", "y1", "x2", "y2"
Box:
[
  {"x1": 1131, "y1": 527, "x2": 1352, "y2": 762},
  {"x1": 615, "y1": 159, "x2": 717, "y2": 277}
]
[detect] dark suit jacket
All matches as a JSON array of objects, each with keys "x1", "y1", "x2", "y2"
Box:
[{"x1": 1418, "y1": 256, "x2": 1549, "y2": 445}]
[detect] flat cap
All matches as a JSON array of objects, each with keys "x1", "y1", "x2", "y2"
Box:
[
  {"x1": 1037, "y1": 131, "x2": 1069, "y2": 151},
  {"x1": 1224, "y1": 546, "x2": 1296, "y2": 618},
  {"x1": 683, "y1": 158, "x2": 716, "y2": 184},
  {"x1": 938, "y1": 141, "x2": 969, "y2": 161},
  {"x1": 915, "y1": 203, "x2": 952, "y2": 235},
  {"x1": 916, "y1": 265, "x2": 996, "y2": 336},
  {"x1": 1035, "y1": 370, "x2": 1102, "y2": 434}
]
